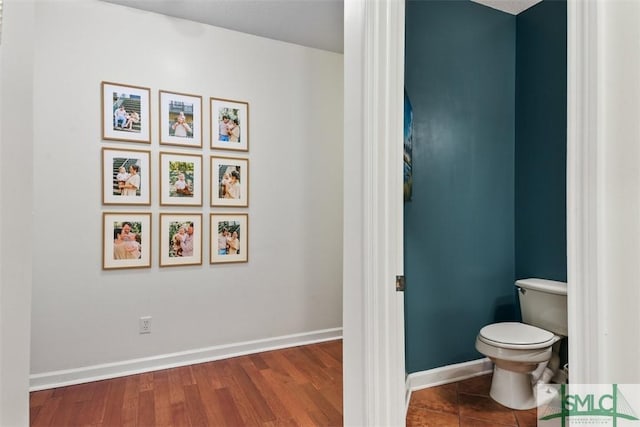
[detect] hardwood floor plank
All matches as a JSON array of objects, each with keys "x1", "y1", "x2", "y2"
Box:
[
  {"x1": 170, "y1": 401, "x2": 189, "y2": 427},
  {"x1": 241, "y1": 363, "x2": 294, "y2": 421},
  {"x1": 167, "y1": 367, "x2": 187, "y2": 405},
  {"x1": 282, "y1": 347, "x2": 334, "y2": 389},
  {"x1": 300, "y1": 345, "x2": 329, "y2": 369},
  {"x1": 183, "y1": 383, "x2": 208, "y2": 426},
  {"x1": 225, "y1": 376, "x2": 269, "y2": 426},
  {"x1": 260, "y1": 369, "x2": 318, "y2": 426},
  {"x1": 29, "y1": 405, "x2": 41, "y2": 424},
  {"x1": 219, "y1": 362, "x2": 272, "y2": 426},
  {"x1": 30, "y1": 396, "x2": 62, "y2": 427},
  {"x1": 284, "y1": 381, "x2": 332, "y2": 426},
  {"x1": 202, "y1": 359, "x2": 227, "y2": 390},
  {"x1": 308, "y1": 343, "x2": 342, "y2": 369},
  {"x1": 69, "y1": 380, "x2": 110, "y2": 426},
  {"x1": 262, "y1": 418, "x2": 300, "y2": 427},
  {"x1": 47, "y1": 398, "x2": 76, "y2": 427},
  {"x1": 318, "y1": 340, "x2": 342, "y2": 362},
  {"x1": 100, "y1": 377, "x2": 126, "y2": 427},
  {"x1": 265, "y1": 350, "x2": 310, "y2": 384},
  {"x1": 30, "y1": 389, "x2": 54, "y2": 408},
  {"x1": 137, "y1": 389, "x2": 156, "y2": 426},
  {"x1": 320, "y1": 379, "x2": 343, "y2": 415},
  {"x1": 30, "y1": 341, "x2": 344, "y2": 427},
  {"x1": 254, "y1": 351, "x2": 292, "y2": 382},
  {"x1": 151, "y1": 370, "x2": 173, "y2": 427},
  {"x1": 139, "y1": 372, "x2": 155, "y2": 393},
  {"x1": 301, "y1": 382, "x2": 343, "y2": 426},
  {"x1": 228, "y1": 359, "x2": 276, "y2": 422},
  {"x1": 179, "y1": 366, "x2": 196, "y2": 386},
  {"x1": 249, "y1": 353, "x2": 270, "y2": 370},
  {"x1": 121, "y1": 376, "x2": 140, "y2": 427},
  {"x1": 61, "y1": 382, "x2": 99, "y2": 404},
  {"x1": 214, "y1": 387, "x2": 246, "y2": 426},
  {"x1": 190, "y1": 364, "x2": 229, "y2": 426}
]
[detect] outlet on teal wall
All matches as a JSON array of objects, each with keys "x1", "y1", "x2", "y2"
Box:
[{"x1": 404, "y1": 0, "x2": 567, "y2": 374}]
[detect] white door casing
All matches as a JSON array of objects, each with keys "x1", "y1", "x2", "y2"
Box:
[
  {"x1": 567, "y1": 0, "x2": 640, "y2": 384},
  {"x1": 343, "y1": 0, "x2": 406, "y2": 425}
]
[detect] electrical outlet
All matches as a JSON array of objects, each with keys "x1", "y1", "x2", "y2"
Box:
[{"x1": 139, "y1": 316, "x2": 152, "y2": 334}]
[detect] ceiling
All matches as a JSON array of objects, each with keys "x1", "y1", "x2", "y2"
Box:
[
  {"x1": 471, "y1": 0, "x2": 543, "y2": 15},
  {"x1": 102, "y1": 0, "x2": 544, "y2": 55},
  {"x1": 102, "y1": 0, "x2": 344, "y2": 53}
]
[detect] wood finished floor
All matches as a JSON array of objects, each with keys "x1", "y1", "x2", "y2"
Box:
[
  {"x1": 30, "y1": 340, "x2": 343, "y2": 427},
  {"x1": 31, "y1": 341, "x2": 534, "y2": 427},
  {"x1": 407, "y1": 374, "x2": 538, "y2": 427}
]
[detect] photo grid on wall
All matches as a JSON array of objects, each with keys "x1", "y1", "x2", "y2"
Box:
[{"x1": 100, "y1": 81, "x2": 250, "y2": 269}]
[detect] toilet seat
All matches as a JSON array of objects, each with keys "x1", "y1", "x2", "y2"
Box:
[{"x1": 478, "y1": 322, "x2": 556, "y2": 350}]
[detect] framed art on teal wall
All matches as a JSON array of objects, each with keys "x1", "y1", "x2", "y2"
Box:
[{"x1": 404, "y1": 89, "x2": 414, "y2": 202}]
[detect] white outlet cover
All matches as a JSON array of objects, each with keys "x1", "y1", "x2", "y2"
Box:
[{"x1": 139, "y1": 316, "x2": 152, "y2": 334}]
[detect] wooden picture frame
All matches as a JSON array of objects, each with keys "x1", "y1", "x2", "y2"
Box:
[
  {"x1": 101, "y1": 81, "x2": 151, "y2": 143},
  {"x1": 159, "y1": 90, "x2": 203, "y2": 148},
  {"x1": 159, "y1": 152, "x2": 203, "y2": 206},
  {"x1": 101, "y1": 147, "x2": 151, "y2": 205},
  {"x1": 210, "y1": 156, "x2": 249, "y2": 207},
  {"x1": 210, "y1": 213, "x2": 248, "y2": 264},
  {"x1": 159, "y1": 213, "x2": 203, "y2": 267},
  {"x1": 210, "y1": 97, "x2": 249, "y2": 151},
  {"x1": 102, "y1": 212, "x2": 152, "y2": 270}
]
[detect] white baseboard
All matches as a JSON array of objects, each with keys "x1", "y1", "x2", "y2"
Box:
[
  {"x1": 30, "y1": 327, "x2": 342, "y2": 391},
  {"x1": 405, "y1": 358, "x2": 494, "y2": 412}
]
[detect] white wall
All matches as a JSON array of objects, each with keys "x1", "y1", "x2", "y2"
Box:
[
  {"x1": 596, "y1": 0, "x2": 640, "y2": 382},
  {"x1": 568, "y1": 0, "x2": 640, "y2": 384},
  {"x1": 1, "y1": 0, "x2": 35, "y2": 422},
  {"x1": 29, "y1": 0, "x2": 343, "y2": 387}
]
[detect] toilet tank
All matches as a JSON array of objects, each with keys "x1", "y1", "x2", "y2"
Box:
[{"x1": 517, "y1": 278, "x2": 568, "y2": 336}]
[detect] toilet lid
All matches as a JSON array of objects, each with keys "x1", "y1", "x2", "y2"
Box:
[{"x1": 479, "y1": 322, "x2": 554, "y2": 346}]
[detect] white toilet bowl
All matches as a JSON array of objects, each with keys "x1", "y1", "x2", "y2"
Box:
[{"x1": 475, "y1": 322, "x2": 562, "y2": 410}]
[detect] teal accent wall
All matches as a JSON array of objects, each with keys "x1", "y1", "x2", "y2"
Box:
[
  {"x1": 515, "y1": 1, "x2": 567, "y2": 282},
  {"x1": 404, "y1": 0, "x2": 567, "y2": 374},
  {"x1": 404, "y1": 1, "x2": 517, "y2": 373}
]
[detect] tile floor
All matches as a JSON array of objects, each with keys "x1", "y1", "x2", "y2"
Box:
[{"x1": 407, "y1": 374, "x2": 539, "y2": 427}]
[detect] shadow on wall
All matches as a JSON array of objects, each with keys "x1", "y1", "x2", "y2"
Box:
[{"x1": 492, "y1": 294, "x2": 517, "y2": 322}]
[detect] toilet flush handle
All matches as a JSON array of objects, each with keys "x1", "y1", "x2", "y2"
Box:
[{"x1": 517, "y1": 286, "x2": 526, "y2": 295}]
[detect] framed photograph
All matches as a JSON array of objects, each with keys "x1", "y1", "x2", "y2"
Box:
[
  {"x1": 159, "y1": 90, "x2": 202, "y2": 148},
  {"x1": 404, "y1": 89, "x2": 414, "y2": 202},
  {"x1": 101, "y1": 81, "x2": 151, "y2": 143},
  {"x1": 159, "y1": 152, "x2": 203, "y2": 206},
  {"x1": 210, "y1": 213, "x2": 248, "y2": 264},
  {"x1": 102, "y1": 147, "x2": 151, "y2": 205},
  {"x1": 159, "y1": 213, "x2": 202, "y2": 267},
  {"x1": 210, "y1": 156, "x2": 249, "y2": 207},
  {"x1": 210, "y1": 97, "x2": 249, "y2": 151},
  {"x1": 102, "y1": 212, "x2": 151, "y2": 270}
]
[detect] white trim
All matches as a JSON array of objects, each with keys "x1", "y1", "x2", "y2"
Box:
[
  {"x1": 29, "y1": 328, "x2": 342, "y2": 391},
  {"x1": 362, "y1": 0, "x2": 406, "y2": 425},
  {"x1": 405, "y1": 359, "x2": 494, "y2": 414},
  {"x1": 566, "y1": 0, "x2": 602, "y2": 383},
  {"x1": 406, "y1": 358, "x2": 494, "y2": 392},
  {"x1": 343, "y1": 0, "x2": 406, "y2": 425},
  {"x1": 342, "y1": 0, "x2": 367, "y2": 422}
]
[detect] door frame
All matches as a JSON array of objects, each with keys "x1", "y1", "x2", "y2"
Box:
[
  {"x1": 566, "y1": 0, "x2": 600, "y2": 383},
  {"x1": 343, "y1": 0, "x2": 406, "y2": 425},
  {"x1": 343, "y1": 0, "x2": 611, "y2": 423}
]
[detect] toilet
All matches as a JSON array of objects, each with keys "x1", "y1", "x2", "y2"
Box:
[{"x1": 475, "y1": 278, "x2": 567, "y2": 410}]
